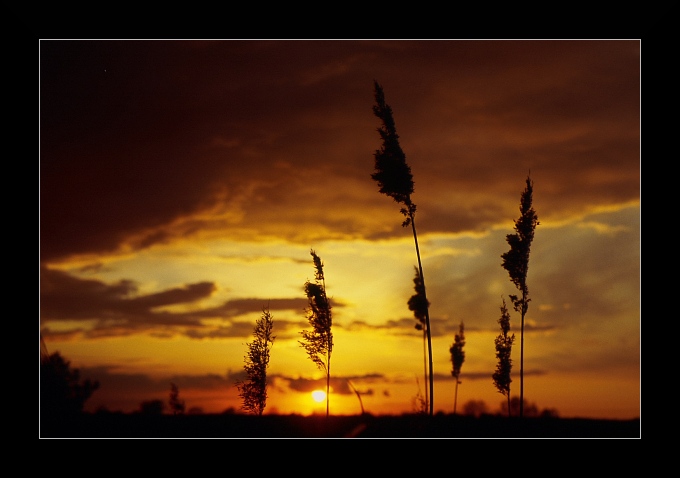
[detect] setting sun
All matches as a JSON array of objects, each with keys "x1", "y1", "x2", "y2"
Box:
[{"x1": 312, "y1": 390, "x2": 327, "y2": 403}]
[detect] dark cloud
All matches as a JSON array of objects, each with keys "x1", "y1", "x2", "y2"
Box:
[
  {"x1": 432, "y1": 370, "x2": 547, "y2": 382},
  {"x1": 344, "y1": 316, "x2": 463, "y2": 338},
  {"x1": 131, "y1": 282, "x2": 217, "y2": 309},
  {"x1": 40, "y1": 266, "x2": 325, "y2": 339},
  {"x1": 278, "y1": 373, "x2": 383, "y2": 396},
  {"x1": 41, "y1": 265, "x2": 213, "y2": 322},
  {"x1": 41, "y1": 265, "x2": 139, "y2": 320},
  {"x1": 40, "y1": 40, "x2": 639, "y2": 264},
  {"x1": 183, "y1": 317, "x2": 307, "y2": 340},
  {"x1": 196, "y1": 297, "x2": 313, "y2": 318}
]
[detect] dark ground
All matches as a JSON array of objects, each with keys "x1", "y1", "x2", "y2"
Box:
[{"x1": 40, "y1": 413, "x2": 640, "y2": 439}]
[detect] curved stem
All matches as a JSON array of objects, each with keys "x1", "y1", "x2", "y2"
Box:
[
  {"x1": 422, "y1": 328, "x2": 428, "y2": 410},
  {"x1": 346, "y1": 379, "x2": 365, "y2": 415},
  {"x1": 410, "y1": 213, "x2": 433, "y2": 416},
  {"x1": 520, "y1": 292, "x2": 525, "y2": 419}
]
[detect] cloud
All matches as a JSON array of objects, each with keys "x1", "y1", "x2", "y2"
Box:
[
  {"x1": 276, "y1": 373, "x2": 382, "y2": 396},
  {"x1": 40, "y1": 266, "x2": 329, "y2": 339},
  {"x1": 344, "y1": 316, "x2": 470, "y2": 338},
  {"x1": 41, "y1": 265, "x2": 214, "y2": 322},
  {"x1": 432, "y1": 370, "x2": 547, "y2": 382},
  {"x1": 194, "y1": 298, "x2": 309, "y2": 318},
  {"x1": 40, "y1": 40, "x2": 639, "y2": 266}
]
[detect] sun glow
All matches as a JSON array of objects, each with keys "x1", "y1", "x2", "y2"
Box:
[{"x1": 311, "y1": 390, "x2": 326, "y2": 403}]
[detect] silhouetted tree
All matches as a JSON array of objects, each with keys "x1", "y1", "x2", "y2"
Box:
[
  {"x1": 299, "y1": 249, "x2": 333, "y2": 417},
  {"x1": 40, "y1": 351, "x2": 100, "y2": 417},
  {"x1": 462, "y1": 399, "x2": 489, "y2": 418},
  {"x1": 449, "y1": 321, "x2": 465, "y2": 414},
  {"x1": 372, "y1": 80, "x2": 434, "y2": 415},
  {"x1": 501, "y1": 174, "x2": 539, "y2": 418},
  {"x1": 138, "y1": 399, "x2": 164, "y2": 415},
  {"x1": 539, "y1": 407, "x2": 560, "y2": 418},
  {"x1": 236, "y1": 306, "x2": 275, "y2": 415},
  {"x1": 168, "y1": 382, "x2": 186, "y2": 415},
  {"x1": 500, "y1": 396, "x2": 540, "y2": 418},
  {"x1": 492, "y1": 297, "x2": 515, "y2": 417},
  {"x1": 407, "y1": 266, "x2": 429, "y2": 410}
]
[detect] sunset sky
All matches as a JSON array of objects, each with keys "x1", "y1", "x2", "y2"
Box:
[{"x1": 39, "y1": 40, "x2": 640, "y2": 420}]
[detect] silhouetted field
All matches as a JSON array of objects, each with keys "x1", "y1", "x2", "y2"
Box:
[{"x1": 40, "y1": 413, "x2": 640, "y2": 438}]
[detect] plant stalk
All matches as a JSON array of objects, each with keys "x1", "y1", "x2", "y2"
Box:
[{"x1": 410, "y1": 213, "x2": 433, "y2": 416}]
